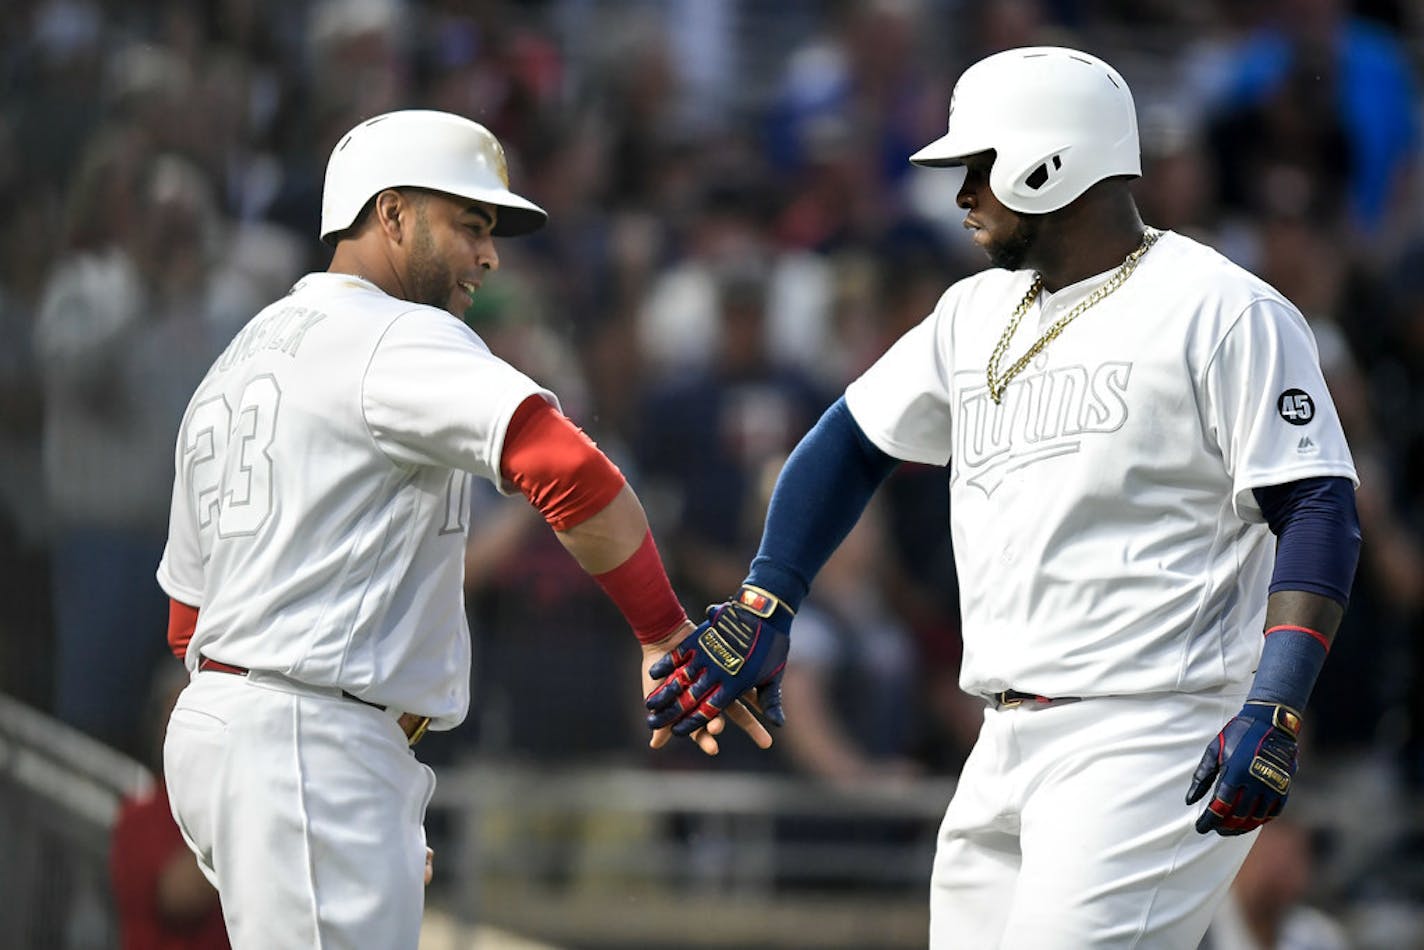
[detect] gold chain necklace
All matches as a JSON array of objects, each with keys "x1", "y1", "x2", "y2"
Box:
[{"x1": 986, "y1": 228, "x2": 1161, "y2": 404}]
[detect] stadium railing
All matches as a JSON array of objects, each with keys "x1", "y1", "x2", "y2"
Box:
[
  {"x1": 0, "y1": 691, "x2": 150, "y2": 950},
  {"x1": 428, "y1": 760, "x2": 958, "y2": 949}
]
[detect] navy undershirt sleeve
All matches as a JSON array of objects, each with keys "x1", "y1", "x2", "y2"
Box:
[
  {"x1": 1251, "y1": 476, "x2": 1361, "y2": 606},
  {"x1": 744, "y1": 397, "x2": 900, "y2": 611}
]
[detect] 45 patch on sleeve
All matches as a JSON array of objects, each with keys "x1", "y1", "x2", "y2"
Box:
[{"x1": 1277, "y1": 389, "x2": 1315, "y2": 425}]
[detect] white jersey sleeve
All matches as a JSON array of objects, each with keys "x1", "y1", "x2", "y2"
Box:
[
  {"x1": 362, "y1": 308, "x2": 555, "y2": 492},
  {"x1": 1201, "y1": 298, "x2": 1359, "y2": 521},
  {"x1": 844, "y1": 285, "x2": 971, "y2": 465}
]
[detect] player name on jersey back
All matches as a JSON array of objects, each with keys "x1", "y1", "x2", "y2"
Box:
[{"x1": 215, "y1": 305, "x2": 328, "y2": 370}]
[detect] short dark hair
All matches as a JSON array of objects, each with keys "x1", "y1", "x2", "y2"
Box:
[{"x1": 329, "y1": 187, "x2": 433, "y2": 244}]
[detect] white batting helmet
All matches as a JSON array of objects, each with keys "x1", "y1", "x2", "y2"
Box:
[
  {"x1": 910, "y1": 47, "x2": 1141, "y2": 214},
  {"x1": 319, "y1": 110, "x2": 548, "y2": 245}
]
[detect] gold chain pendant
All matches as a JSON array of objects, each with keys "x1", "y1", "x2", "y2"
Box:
[{"x1": 986, "y1": 228, "x2": 1161, "y2": 404}]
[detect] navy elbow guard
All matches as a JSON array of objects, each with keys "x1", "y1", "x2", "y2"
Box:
[{"x1": 1253, "y1": 476, "x2": 1361, "y2": 606}]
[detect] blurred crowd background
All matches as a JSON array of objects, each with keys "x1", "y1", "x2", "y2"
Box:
[{"x1": 3, "y1": 0, "x2": 1424, "y2": 945}]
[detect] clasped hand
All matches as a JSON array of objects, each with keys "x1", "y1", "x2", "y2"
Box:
[{"x1": 645, "y1": 586, "x2": 791, "y2": 742}]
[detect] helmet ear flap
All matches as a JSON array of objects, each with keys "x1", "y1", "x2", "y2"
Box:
[
  {"x1": 993, "y1": 146, "x2": 1076, "y2": 213},
  {"x1": 1022, "y1": 154, "x2": 1064, "y2": 192}
]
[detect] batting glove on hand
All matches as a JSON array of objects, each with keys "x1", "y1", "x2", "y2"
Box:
[
  {"x1": 645, "y1": 585, "x2": 791, "y2": 736},
  {"x1": 1186, "y1": 701, "x2": 1301, "y2": 836}
]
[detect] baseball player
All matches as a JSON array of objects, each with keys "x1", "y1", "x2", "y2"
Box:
[
  {"x1": 157, "y1": 110, "x2": 769, "y2": 949},
  {"x1": 646, "y1": 48, "x2": 1361, "y2": 947}
]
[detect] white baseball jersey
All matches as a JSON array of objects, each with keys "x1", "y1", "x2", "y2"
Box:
[
  {"x1": 157, "y1": 273, "x2": 554, "y2": 727},
  {"x1": 845, "y1": 230, "x2": 1357, "y2": 700}
]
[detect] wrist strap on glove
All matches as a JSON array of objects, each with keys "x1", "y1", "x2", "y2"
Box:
[
  {"x1": 1243, "y1": 700, "x2": 1303, "y2": 739},
  {"x1": 695, "y1": 586, "x2": 793, "y2": 676},
  {"x1": 734, "y1": 584, "x2": 795, "y2": 626},
  {"x1": 1236, "y1": 701, "x2": 1303, "y2": 797}
]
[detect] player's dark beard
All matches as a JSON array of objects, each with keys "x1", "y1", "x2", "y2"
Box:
[
  {"x1": 407, "y1": 206, "x2": 457, "y2": 311},
  {"x1": 984, "y1": 216, "x2": 1040, "y2": 271}
]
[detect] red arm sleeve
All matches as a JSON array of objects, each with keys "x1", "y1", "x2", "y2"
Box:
[
  {"x1": 168, "y1": 599, "x2": 198, "y2": 661},
  {"x1": 592, "y1": 530, "x2": 689, "y2": 644},
  {"x1": 500, "y1": 395, "x2": 626, "y2": 531},
  {"x1": 501, "y1": 395, "x2": 687, "y2": 644}
]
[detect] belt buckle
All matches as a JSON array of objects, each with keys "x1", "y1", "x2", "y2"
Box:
[
  {"x1": 998, "y1": 690, "x2": 1024, "y2": 709},
  {"x1": 405, "y1": 715, "x2": 431, "y2": 747}
]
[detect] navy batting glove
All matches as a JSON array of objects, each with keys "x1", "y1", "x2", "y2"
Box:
[
  {"x1": 645, "y1": 585, "x2": 791, "y2": 736},
  {"x1": 1186, "y1": 701, "x2": 1301, "y2": 836}
]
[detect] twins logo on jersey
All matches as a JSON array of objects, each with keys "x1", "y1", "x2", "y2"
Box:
[{"x1": 952, "y1": 361, "x2": 1132, "y2": 497}]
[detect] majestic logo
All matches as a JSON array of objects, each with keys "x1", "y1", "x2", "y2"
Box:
[
  {"x1": 1277, "y1": 389, "x2": 1315, "y2": 426},
  {"x1": 1296, "y1": 436, "x2": 1317, "y2": 455},
  {"x1": 953, "y1": 362, "x2": 1132, "y2": 497}
]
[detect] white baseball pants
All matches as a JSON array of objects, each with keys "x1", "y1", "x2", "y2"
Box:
[
  {"x1": 930, "y1": 687, "x2": 1257, "y2": 948},
  {"x1": 164, "y1": 668, "x2": 436, "y2": 949}
]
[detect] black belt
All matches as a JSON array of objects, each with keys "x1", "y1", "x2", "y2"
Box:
[
  {"x1": 197, "y1": 656, "x2": 431, "y2": 746},
  {"x1": 995, "y1": 689, "x2": 1081, "y2": 708}
]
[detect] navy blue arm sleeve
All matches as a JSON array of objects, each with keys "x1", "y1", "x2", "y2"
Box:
[
  {"x1": 1251, "y1": 476, "x2": 1361, "y2": 606},
  {"x1": 743, "y1": 397, "x2": 900, "y2": 611}
]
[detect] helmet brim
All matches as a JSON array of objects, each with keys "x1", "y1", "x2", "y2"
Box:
[
  {"x1": 486, "y1": 194, "x2": 548, "y2": 237},
  {"x1": 320, "y1": 185, "x2": 548, "y2": 245},
  {"x1": 909, "y1": 132, "x2": 991, "y2": 168},
  {"x1": 910, "y1": 135, "x2": 961, "y2": 166}
]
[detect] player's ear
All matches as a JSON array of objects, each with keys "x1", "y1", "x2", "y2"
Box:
[{"x1": 373, "y1": 189, "x2": 407, "y2": 243}]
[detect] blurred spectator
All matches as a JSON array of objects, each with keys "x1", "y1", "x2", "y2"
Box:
[
  {"x1": 765, "y1": 0, "x2": 948, "y2": 255},
  {"x1": 1251, "y1": 213, "x2": 1424, "y2": 759},
  {"x1": 33, "y1": 135, "x2": 247, "y2": 754},
  {"x1": 454, "y1": 273, "x2": 643, "y2": 762},
  {"x1": 11, "y1": 0, "x2": 107, "y2": 194},
  {"x1": 765, "y1": 0, "x2": 934, "y2": 194},
  {"x1": 634, "y1": 256, "x2": 831, "y2": 611},
  {"x1": 0, "y1": 113, "x2": 58, "y2": 709},
  {"x1": 637, "y1": 175, "x2": 838, "y2": 385},
  {"x1": 779, "y1": 500, "x2": 921, "y2": 784},
  {"x1": 593, "y1": 13, "x2": 690, "y2": 210},
  {"x1": 1372, "y1": 240, "x2": 1424, "y2": 786},
  {"x1": 1198, "y1": 820, "x2": 1349, "y2": 950},
  {"x1": 1206, "y1": 0, "x2": 1421, "y2": 254},
  {"x1": 1135, "y1": 105, "x2": 1225, "y2": 247},
  {"x1": 110, "y1": 658, "x2": 229, "y2": 950},
  {"x1": 967, "y1": 0, "x2": 1060, "y2": 55},
  {"x1": 262, "y1": 0, "x2": 413, "y2": 267},
  {"x1": 1205, "y1": 46, "x2": 1352, "y2": 229},
  {"x1": 307, "y1": 0, "x2": 409, "y2": 120}
]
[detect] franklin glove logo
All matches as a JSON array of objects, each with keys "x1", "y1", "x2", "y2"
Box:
[
  {"x1": 699, "y1": 624, "x2": 747, "y2": 674},
  {"x1": 1248, "y1": 743, "x2": 1292, "y2": 795}
]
